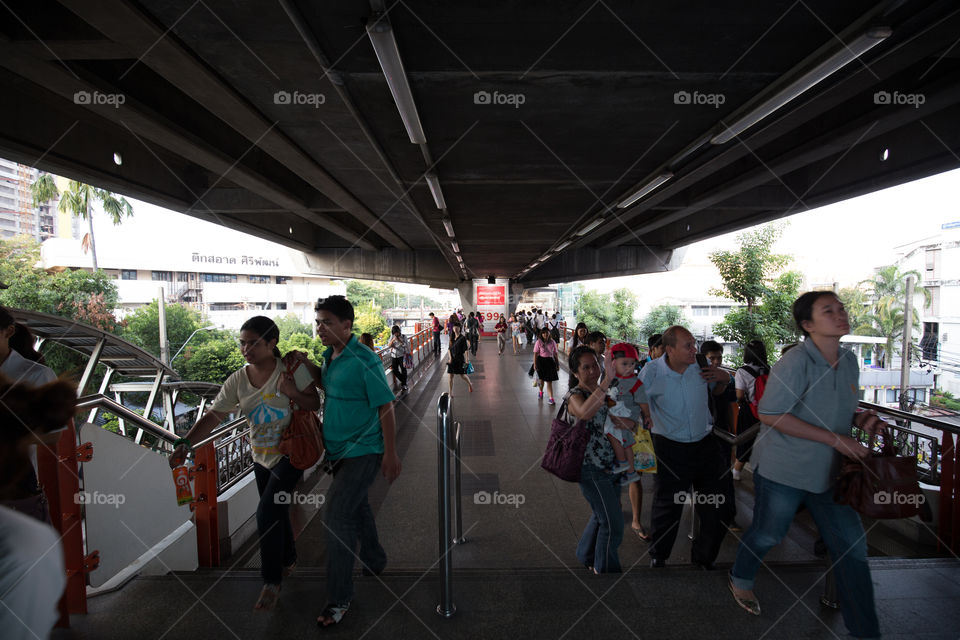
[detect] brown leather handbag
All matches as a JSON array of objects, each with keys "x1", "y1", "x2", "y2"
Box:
[
  {"x1": 278, "y1": 359, "x2": 324, "y2": 470},
  {"x1": 834, "y1": 427, "x2": 925, "y2": 519}
]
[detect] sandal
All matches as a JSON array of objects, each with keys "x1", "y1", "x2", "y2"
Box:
[
  {"x1": 632, "y1": 526, "x2": 652, "y2": 542},
  {"x1": 317, "y1": 602, "x2": 350, "y2": 627},
  {"x1": 282, "y1": 562, "x2": 296, "y2": 578},
  {"x1": 254, "y1": 583, "x2": 281, "y2": 610},
  {"x1": 728, "y1": 578, "x2": 761, "y2": 616}
]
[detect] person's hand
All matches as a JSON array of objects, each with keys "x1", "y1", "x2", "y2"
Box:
[
  {"x1": 381, "y1": 452, "x2": 402, "y2": 483},
  {"x1": 169, "y1": 444, "x2": 189, "y2": 469},
  {"x1": 603, "y1": 347, "x2": 615, "y2": 380},
  {"x1": 854, "y1": 410, "x2": 886, "y2": 437},
  {"x1": 833, "y1": 434, "x2": 872, "y2": 460},
  {"x1": 610, "y1": 415, "x2": 635, "y2": 431},
  {"x1": 699, "y1": 365, "x2": 728, "y2": 383},
  {"x1": 282, "y1": 350, "x2": 308, "y2": 367},
  {"x1": 278, "y1": 371, "x2": 298, "y2": 398}
]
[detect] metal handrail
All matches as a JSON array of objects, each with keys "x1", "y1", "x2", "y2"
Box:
[
  {"x1": 436, "y1": 392, "x2": 461, "y2": 618},
  {"x1": 858, "y1": 401, "x2": 960, "y2": 435},
  {"x1": 76, "y1": 394, "x2": 177, "y2": 443}
]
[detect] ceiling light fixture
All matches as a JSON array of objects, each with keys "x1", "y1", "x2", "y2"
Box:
[
  {"x1": 710, "y1": 27, "x2": 891, "y2": 145},
  {"x1": 424, "y1": 172, "x2": 446, "y2": 209},
  {"x1": 556, "y1": 240, "x2": 572, "y2": 251},
  {"x1": 451, "y1": 241, "x2": 459, "y2": 253},
  {"x1": 575, "y1": 218, "x2": 604, "y2": 236},
  {"x1": 442, "y1": 217, "x2": 455, "y2": 237},
  {"x1": 617, "y1": 172, "x2": 674, "y2": 208},
  {"x1": 366, "y1": 17, "x2": 427, "y2": 144}
]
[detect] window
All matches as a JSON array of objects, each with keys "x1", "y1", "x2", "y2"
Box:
[
  {"x1": 151, "y1": 271, "x2": 172, "y2": 282},
  {"x1": 202, "y1": 273, "x2": 238, "y2": 283},
  {"x1": 121, "y1": 269, "x2": 137, "y2": 280},
  {"x1": 209, "y1": 302, "x2": 241, "y2": 311},
  {"x1": 692, "y1": 306, "x2": 709, "y2": 317},
  {"x1": 276, "y1": 276, "x2": 291, "y2": 284},
  {"x1": 177, "y1": 272, "x2": 192, "y2": 282},
  {"x1": 275, "y1": 302, "x2": 287, "y2": 310},
  {"x1": 248, "y1": 275, "x2": 270, "y2": 284}
]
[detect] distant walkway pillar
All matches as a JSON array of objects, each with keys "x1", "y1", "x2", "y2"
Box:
[{"x1": 456, "y1": 282, "x2": 476, "y2": 315}]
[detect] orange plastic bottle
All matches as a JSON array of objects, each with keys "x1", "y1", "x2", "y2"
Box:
[{"x1": 172, "y1": 465, "x2": 193, "y2": 506}]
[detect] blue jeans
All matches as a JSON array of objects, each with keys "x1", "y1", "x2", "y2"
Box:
[
  {"x1": 325, "y1": 454, "x2": 386, "y2": 605},
  {"x1": 731, "y1": 471, "x2": 879, "y2": 639},
  {"x1": 576, "y1": 464, "x2": 623, "y2": 573},
  {"x1": 253, "y1": 457, "x2": 303, "y2": 585}
]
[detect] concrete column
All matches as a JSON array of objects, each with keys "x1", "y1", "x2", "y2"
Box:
[
  {"x1": 509, "y1": 282, "x2": 524, "y2": 316},
  {"x1": 456, "y1": 281, "x2": 476, "y2": 316}
]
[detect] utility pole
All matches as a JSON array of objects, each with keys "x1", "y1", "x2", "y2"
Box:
[
  {"x1": 899, "y1": 275, "x2": 915, "y2": 411},
  {"x1": 158, "y1": 287, "x2": 170, "y2": 366}
]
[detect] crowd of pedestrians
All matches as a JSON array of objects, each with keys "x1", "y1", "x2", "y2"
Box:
[{"x1": 0, "y1": 291, "x2": 884, "y2": 637}]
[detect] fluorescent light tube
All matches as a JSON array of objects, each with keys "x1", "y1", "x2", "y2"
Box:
[
  {"x1": 556, "y1": 240, "x2": 572, "y2": 251},
  {"x1": 617, "y1": 172, "x2": 674, "y2": 208},
  {"x1": 711, "y1": 27, "x2": 891, "y2": 145},
  {"x1": 366, "y1": 20, "x2": 427, "y2": 144},
  {"x1": 451, "y1": 241, "x2": 459, "y2": 253},
  {"x1": 575, "y1": 218, "x2": 604, "y2": 236},
  {"x1": 442, "y1": 217, "x2": 455, "y2": 237},
  {"x1": 425, "y1": 173, "x2": 446, "y2": 209}
]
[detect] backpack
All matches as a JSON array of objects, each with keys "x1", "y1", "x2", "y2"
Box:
[{"x1": 739, "y1": 364, "x2": 769, "y2": 420}]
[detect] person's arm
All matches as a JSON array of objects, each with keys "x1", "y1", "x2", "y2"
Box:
[
  {"x1": 379, "y1": 402, "x2": 401, "y2": 482},
  {"x1": 278, "y1": 373, "x2": 321, "y2": 411},
  {"x1": 701, "y1": 366, "x2": 730, "y2": 395},
  {"x1": 735, "y1": 388, "x2": 746, "y2": 401},
  {"x1": 169, "y1": 409, "x2": 227, "y2": 468},
  {"x1": 759, "y1": 412, "x2": 874, "y2": 459}
]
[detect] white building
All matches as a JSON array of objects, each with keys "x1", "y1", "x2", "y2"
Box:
[
  {"x1": 892, "y1": 225, "x2": 960, "y2": 396},
  {"x1": 0, "y1": 160, "x2": 78, "y2": 241},
  {"x1": 41, "y1": 237, "x2": 344, "y2": 330}
]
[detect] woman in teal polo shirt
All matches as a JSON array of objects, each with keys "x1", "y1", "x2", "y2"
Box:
[{"x1": 728, "y1": 291, "x2": 886, "y2": 638}]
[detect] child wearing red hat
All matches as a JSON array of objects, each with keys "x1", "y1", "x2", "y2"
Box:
[{"x1": 604, "y1": 343, "x2": 646, "y2": 485}]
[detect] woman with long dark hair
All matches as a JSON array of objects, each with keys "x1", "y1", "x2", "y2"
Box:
[
  {"x1": 533, "y1": 327, "x2": 560, "y2": 405},
  {"x1": 728, "y1": 292, "x2": 885, "y2": 638},
  {"x1": 571, "y1": 322, "x2": 589, "y2": 350},
  {"x1": 446, "y1": 321, "x2": 473, "y2": 395},
  {"x1": 732, "y1": 339, "x2": 768, "y2": 480},
  {"x1": 387, "y1": 325, "x2": 409, "y2": 392},
  {"x1": 170, "y1": 316, "x2": 321, "y2": 610}
]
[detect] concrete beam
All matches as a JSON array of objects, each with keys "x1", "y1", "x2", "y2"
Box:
[
  {"x1": 297, "y1": 248, "x2": 461, "y2": 290},
  {"x1": 519, "y1": 245, "x2": 681, "y2": 289}
]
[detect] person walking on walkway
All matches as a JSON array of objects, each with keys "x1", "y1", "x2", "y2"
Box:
[
  {"x1": 446, "y1": 321, "x2": 473, "y2": 395},
  {"x1": 170, "y1": 316, "x2": 320, "y2": 611},
  {"x1": 638, "y1": 325, "x2": 733, "y2": 570},
  {"x1": 565, "y1": 345, "x2": 627, "y2": 573},
  {"x1": 313, "y1": 296, "x2": 401, "y2": 627},
  {"x1": 495, "y1": 314, "x2": 508, "y2": 355},
  {"x1": 732, "y1": 339, "x2": 768, "y2": 480},
  {"x1": 571, "y1": 322, "x2": 589, "y2": 351},
  {"x1": 430, "y1": 312, "x2": 442, "y2": 356},
  {"x1": 466, "y1": 311, "x2": 481, "y2": 356},
  {"x1": 387, "y1": 325, "x2": 409, "y2": 393},
  {"x1": 358, "y1": 333, "x2": 376, "y2": 351},
  {"x1": 728, "y1": 292, "x2": 884, "y2": 638},
  {"x1": 533, "y1": 327, "x2": 560, "y2": 405},
  {"x1": 510, "y1": 314, "x2": 523, "y2": 354}
]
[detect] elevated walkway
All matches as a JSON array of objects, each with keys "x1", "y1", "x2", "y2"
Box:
[{"x1": 70, "y1": 338, "x2": 960, "y2": 639}]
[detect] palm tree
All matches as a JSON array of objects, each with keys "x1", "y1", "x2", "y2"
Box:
[
  {"x1": 860, "y1": 264, "x2": 931, "y2": 309},
  {"x1": 858, "y1": 265, "x2": 929, "y2": 369},
  {"x1": 31, "y1": 174, "x2": 134, "y2": 270}
]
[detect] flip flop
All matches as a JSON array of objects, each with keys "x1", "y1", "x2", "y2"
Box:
[
  {"x1": 632, "y1": 526, "x2": 652, "y2": 541},
  {"x1": 317, "y1": 602, "x2": 350, "y2": 627},
  {"x1": 254, "y1": 584, "x2": 280, "y2": 610}
]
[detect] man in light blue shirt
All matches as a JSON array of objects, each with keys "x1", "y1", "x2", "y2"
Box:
[{"x1": 639, "y1": 326, "x2": 733, "y2": 569}]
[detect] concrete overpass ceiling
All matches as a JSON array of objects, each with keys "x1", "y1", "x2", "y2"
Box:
[{"x1": 0, "y1": 1, "x2": 958, "y2": 287}]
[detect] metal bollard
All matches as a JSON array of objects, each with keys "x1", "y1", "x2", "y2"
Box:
[{"x1": 436, "y1": 393, "x2": 456, "y2": 618}]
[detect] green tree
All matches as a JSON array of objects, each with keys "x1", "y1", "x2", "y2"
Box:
[
  {"x1": 709, "y1": 223, "x2": 801, "y2": 360},
  {"x1": 31, "y1": 174, "x2": 134, "y2": 271},
  {"x1": 574, "y1": 288, "x2": 641, "y2": 341},
  {"x1": 638, "y1": 305, "x2": 690, "y2": 343},
  {"x1": 179, "y1": 337, "x2": 245, "y2": 384},
  {"x1": 122, "y1": 301, "x2": 211, "y2": 362},
  {"x1": 838, "y1": 286, "x2": 874, "y2": 335},
  {"x1": 278, "y1": 332, "x2": 325, "y2": 367},
  {"x1": 353, "y1": 302, "x2": 388, "y2": 344},
  {"x1": 858, "y1": 265, "x2": 928, "y2": 369},
  {"x1": 345, "y1": 279, "x2": 396, "y2": 310},
  {"x1": 275, "y1": 313, "x2": 312, "y2": 340}
]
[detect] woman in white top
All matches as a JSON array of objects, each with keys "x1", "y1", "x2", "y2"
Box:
[
  {"x1": 386, "y1": 325, "x2": 409, "y2": 392},
  {"x1": 170, "y1": 316, "x2": 321, "y2": 610},
  {"x1": 731, "y1": 339, "x2": 768, "y2": 480}
]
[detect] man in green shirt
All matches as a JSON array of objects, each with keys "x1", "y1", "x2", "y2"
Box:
[{"x1": 314, "y1": 296, "x2": 401, "y2": 627}]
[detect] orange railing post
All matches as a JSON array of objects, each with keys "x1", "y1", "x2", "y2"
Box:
[
  {"x1": 191, "y1": 443, "x2": 220, "y2": 566},
  {"x1": 37, "y1": 418, "x2": 98, "y2": 625}
]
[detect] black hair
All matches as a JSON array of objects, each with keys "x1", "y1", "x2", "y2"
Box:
[
  {"x1": 647, "y1": 333, "x2": 662, "y2": 349},
  {"x1": 391, "y1": 325, "x2": 401, "y2": 336},
  {"x1": 743, "y1": 339, "x2": 768, "y2": 367},
  {"x1": 571, "y1": 322, "x2": 589, "y2": 349},
  {"x1": 240, "y1": 315, "x2": 282, "y2": 357},
  {"x1": 792, "y1": 291, "x2": 837, "y2": 337},
  {"x1": 10, "y1": 323, "x2": 45, "y2": 364},
  {"x1": 568, "y1": 346, "x2": 599, "y2": 388},
  {"x1": 586, "y1": 331, "x2": 606, "y2": 346},
  {"x1": 700, "y1": 340, "x2": 723, "y2": 355},
  {"x1": 468, "y1": 311, "x2": 474, "y2": 318},
  {"x1": 314, "y1": 295, "x2": 355, "y2": 324}
]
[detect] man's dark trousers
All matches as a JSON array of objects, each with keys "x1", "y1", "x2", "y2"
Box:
[
  {"x1": 433, "y1": 330, "x2": 441, "y2": 356},
  {"x1": 648, "y1": 433, "x2": 732, "y2": 565}
]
